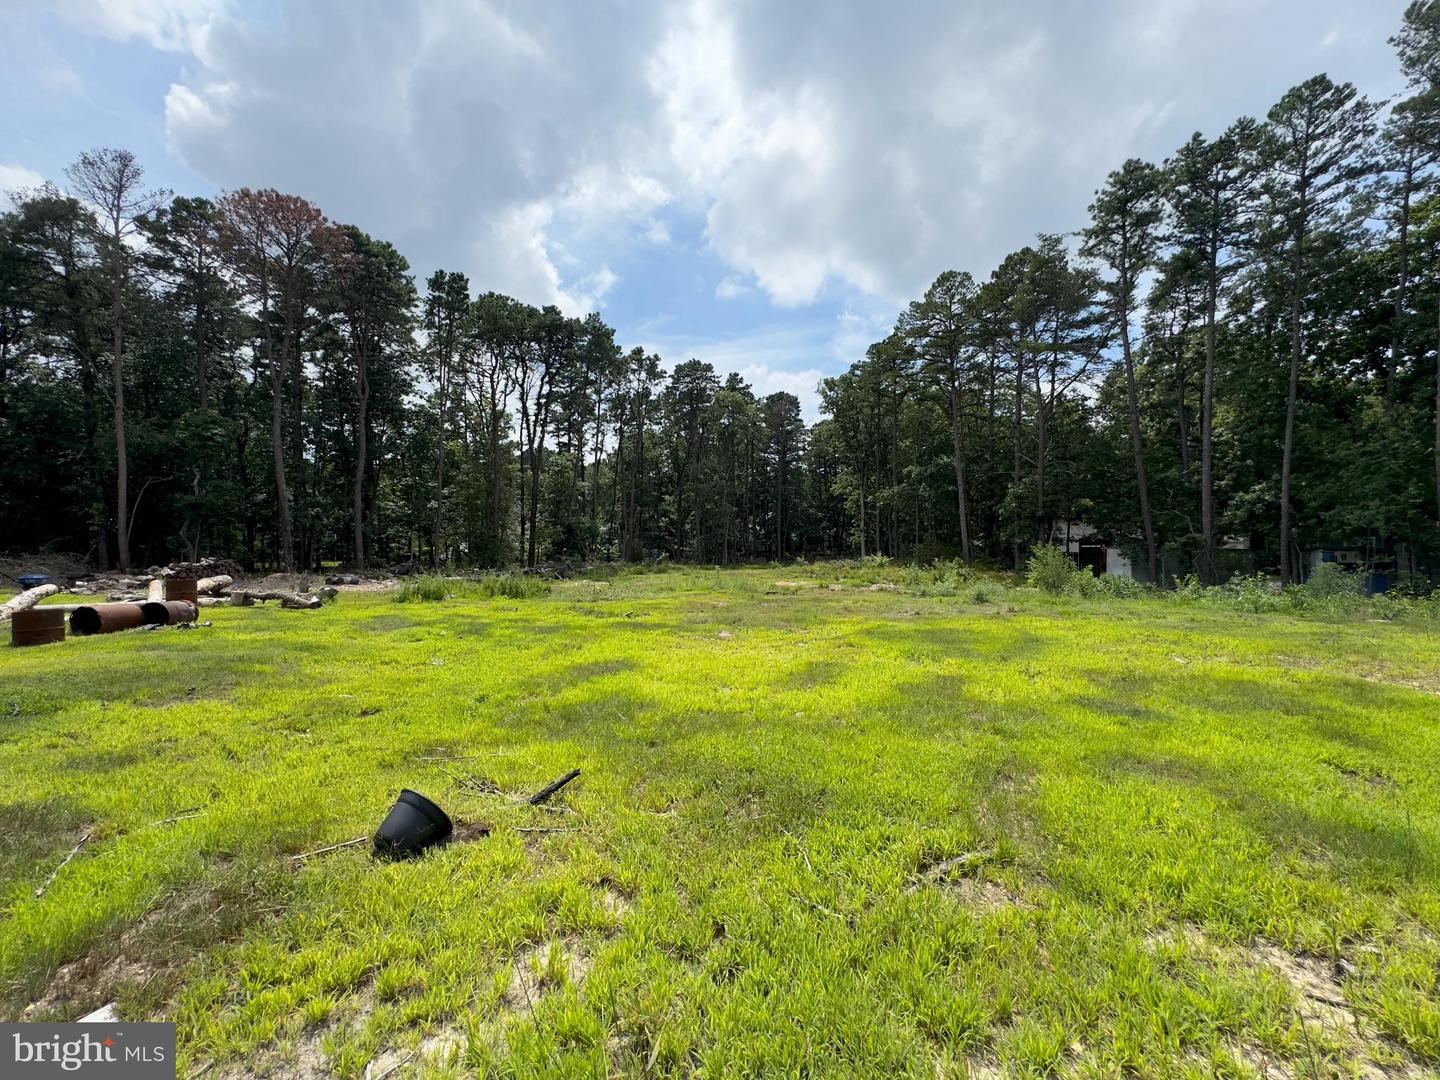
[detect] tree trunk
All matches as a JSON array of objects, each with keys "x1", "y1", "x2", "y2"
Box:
[
  {"x1": 1012, "y1": 351, "x2": 1024, "y2": 570},
  {"x1": 1120, "y1": 303, "x2": 1158, "y2": 584},
  {"x1": 1200, "y1": 267, "x2": 1218, "y2": 583},
  {"x1": 112, "y1": 252, "x2": 130, "y2": 571},
  {"x1": 1278, "y1": 153, "x2": 1314, "y2": 588},
  {"x1": 1390, "y1": 148, "x2": 1414, "y2": 402},
  {"x1": 353, "y1": 343, "x2": 369, "y2": 570},
  {"x1": 1280, "y1": 247, "x2": 1304, "y2": 585},
  {"x1": 948, "y1": 380, "x2": 972, "y2": 564},
  {"x1": 431, "y1": 354, "x2": 447, "y2": 569}
]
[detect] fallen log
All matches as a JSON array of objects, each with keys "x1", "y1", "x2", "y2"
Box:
[
  {"x1": 196, "y1": 574, "x2": 232, "y2": 595},
  {"x1": 232, "y1": 589, "x2": 322, "y2": 609},
  {"x1": 0, "y1": 584, "x2": 60, "y2": 623}
]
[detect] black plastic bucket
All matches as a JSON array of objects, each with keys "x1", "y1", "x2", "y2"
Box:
[{"x1": 373, "y1": 789, "x2": 452, "y2": 859}]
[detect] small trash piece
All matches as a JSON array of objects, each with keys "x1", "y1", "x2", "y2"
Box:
[
  {"x1": 78, "y1": 1003, "x2": 120, "y2": 1023},
  {"x1": 373, "y1": 789, "x2": 453, "y2": 860},
  {"x1": 529, "y1": 769, "x2": 581, "y2": 805}
]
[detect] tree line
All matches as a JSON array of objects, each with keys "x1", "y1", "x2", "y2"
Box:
[
  {"x1": 819, "y1": 2, "x2": 1440, "y2": 584},
  {"x1": 2, "y1": 3, "x2": 1440, "y2": 582},
  {"x1": 0, "y1": 169, "x2": 817, "y2": 571}
]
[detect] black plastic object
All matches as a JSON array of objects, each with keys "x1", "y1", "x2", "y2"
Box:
[{"x1": 373, "y1": 789, "x2": 452, "y2": 860}]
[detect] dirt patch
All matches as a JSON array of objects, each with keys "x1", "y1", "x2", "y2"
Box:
[
  {"x1": 1142, "y1": 922, "x2": 1210, "y2": 951},
  {"x1": 1250, "y1": 941, "x2": 1355, "y2": 1030},
  {"x1": 502, "y1": 939, "x2": 589, "y2": 1012},
  {"x1": 449, "y1": 821, "x2": 493, "y2": 844},
  {"x1": 22, "y1": 955, "x2": 156, "y2": 1021},
  {"x1": 913, "y1": 850, "x2": 1032, "y2": 912},
  {"x1": 961, "y1": 1057, "x2": 1005, "y2": 1078}
]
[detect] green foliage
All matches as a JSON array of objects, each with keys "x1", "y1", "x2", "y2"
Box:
[
  {"x1": 394, "y1": 573, "x2": 550, "y2": 603},
  {"x1": 2, "y1": 569, "x2": 1438, "y2": 1075},
  {"x1": 393, "y1": 576, "x2": 450, "y2": 603},
  {"x1": 1025, "y1": 545, "x2": 1092, "y2": 595}
]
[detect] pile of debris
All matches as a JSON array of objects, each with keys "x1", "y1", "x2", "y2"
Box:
[{"x1": 68, "y1": 557, "x2": 246, "y2": 599}]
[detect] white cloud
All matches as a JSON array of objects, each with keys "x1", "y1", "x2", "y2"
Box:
[
  {"x1": 715, "y1": 275, "x2": 752, "y2": 300},
  {"x1": 0, "y1": 164, "x2": 46, "y2": 207},
  {"x1": 149, "y1": 0, "x2": 1405, "y2": 321},
  {"x1": 54, "y1": 0, "x2": 226, "y2": 52}
]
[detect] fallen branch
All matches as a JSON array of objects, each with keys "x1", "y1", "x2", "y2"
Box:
[
  {"x1": 147, "y1": 808, "x2": 203, "y2": 828},
  {"x1": 529, "y1": 769, "x2": 581, "y2": 805},
  {"x1": 1, "y1": 583, "x2": 60, "y2": 623},
  {"x1": 35, "y1": 828, "x2": 93, "y2": 898},
  {"x1": 230, "y1": 590, "x2": 321, "y2": 609},
  {"x1": 291, "y1": 836, "x2": 367, "y2": 862}
]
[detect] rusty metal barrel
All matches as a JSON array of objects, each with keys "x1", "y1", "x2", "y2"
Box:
[
  {"x1": 11, "y1": 607, "x2": 66, "y2": 647},
  {"x1": 70, "y1": 602, "x2": 146, "y2": 636},
  {"x1": 140, "y1": 600, "x2": 198, "y2": 626},
  {"x1": 164, "y1": 578, "x2": 199, "y2": 604}
]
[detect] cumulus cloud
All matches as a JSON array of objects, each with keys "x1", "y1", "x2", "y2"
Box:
[
  {"x1": 53, "y1": 0, "x2": 225, "y2": 52},
  {"x1": 152, "y1": 0, "x2": 1405, "y2": 322}
]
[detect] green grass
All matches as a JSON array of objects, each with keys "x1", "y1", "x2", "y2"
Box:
[
  {"x1": 396, "y1": 574, "x2": 552, "y2": 603},
  {"x1": 1, "y1": 568, "x2": 1437, "y2": 1078}
]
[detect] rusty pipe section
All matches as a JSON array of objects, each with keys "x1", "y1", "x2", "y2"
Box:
[
  {"x1": 140, "y1": 600, "x2": 198, "y2": 626},
  {"x1": 70, "y1": 603, "x2": 145, "y2": 636}
]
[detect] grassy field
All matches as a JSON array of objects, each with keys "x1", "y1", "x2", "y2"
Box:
[{"x1": 1, "y1": 566, "x2": 1437, "y2": 1078}]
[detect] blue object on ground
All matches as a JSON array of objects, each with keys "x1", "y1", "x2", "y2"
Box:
[{"x1": 17, "y1": 574, "x2": 50, "y2": 589}]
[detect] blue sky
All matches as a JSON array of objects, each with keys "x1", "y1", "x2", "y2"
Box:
[{"x1": 1, "y1": 0, "x2": 1410, "y2": 418}]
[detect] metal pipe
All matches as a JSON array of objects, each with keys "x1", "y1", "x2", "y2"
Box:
[
  {"x1": 70, "y1": 603, "x2": 146, "y2": 636},
  {"x1": 139, "y1": 600, "x2": 198, "y2": 626}
]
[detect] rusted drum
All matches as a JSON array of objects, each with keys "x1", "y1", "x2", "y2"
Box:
[
  {"x1": 11, "y1": 607, "x2": 65, "y2": 647},
  {"x1": 140, "y1": 600, "x2": 198, "y2": 626},
  {"x1": 70, "y1": 602, "x2": 146, "y2": 636},
  {"x1": 164, "y1": 578, "x2": 199, "y2": 604}
]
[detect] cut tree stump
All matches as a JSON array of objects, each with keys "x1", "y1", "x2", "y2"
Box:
[{"x1": 196, "y1": 575, "x2": 232, "y2": 595}]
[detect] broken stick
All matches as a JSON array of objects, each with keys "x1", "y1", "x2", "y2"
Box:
[
  {"x1": 291, "y1": 836, "x2": 367, "y2": 862},
  {"x1": 35, "y1": 828, "x2": 93, "y2": 898},
  {"x1": 528, "y1": 769, "x2": 581, "y2": 805}
]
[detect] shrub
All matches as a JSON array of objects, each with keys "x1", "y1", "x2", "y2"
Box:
[
  {"x1": 394, "y1": 576, "x2": 449, "y2": 603},
  {"x1": 967, "y1": 579, "x2": 1004, "y2": 604},
  {"x1": 1094, "y1": 574, "x2": 1149, "y2": 599},
  {"x1": 1026, "y1": 545, "x2": 1087, "y2": 595},
  {"x1": 1298, "y1": 562, "x2": 1364, "y2": 600},
  {"x1": 394, "y1": 573, "x2": 550, "y2": 603},
  {"x1": 470, "y1": 573, "x2": 550, "y2": 600}
]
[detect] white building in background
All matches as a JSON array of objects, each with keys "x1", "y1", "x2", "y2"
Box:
[{"x1": 1049, "y1": 521, "x2": 1136, "y2": 579}]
